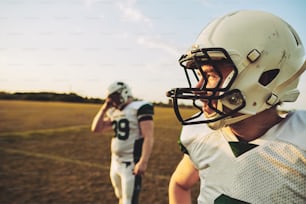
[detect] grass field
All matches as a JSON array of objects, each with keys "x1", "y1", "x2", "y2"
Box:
[{"x1": 0, "y1": 100, "x2": 199, "y2": 204}]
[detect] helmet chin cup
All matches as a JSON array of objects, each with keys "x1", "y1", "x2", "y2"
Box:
[
  {"x1": 205, "y1": 99, "x2": 250, "y2": 129},
  {"x1": 207, "y1": 120, "x2": 225, "y2": 130},
  {"x1": 204, "y1": 109, "x2": 226, "y2": 130},
  {"x1": 207, "y1": 114, "x2": 252, "y2": 130}
]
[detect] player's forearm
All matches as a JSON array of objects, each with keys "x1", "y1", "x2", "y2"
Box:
[
  {"x1": 91, "y1": 104, "x2": 110, "y2": 132},
  {"x1": 139, "y1": 135, "x2": 154, "y2": 164},
  {"x1": 138, "y1": 120, "x2": 154, "y2": 163}
]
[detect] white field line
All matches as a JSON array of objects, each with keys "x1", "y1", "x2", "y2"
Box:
[
  {"x1": 0, "y1": 124, "x2": 178, "y2": 137},
  {"x1": 0, "y1": 125, "x2": 89, "y2": 137},
  {"x1": 0, "y1": 147, "x2": 169, "y2": 181}
]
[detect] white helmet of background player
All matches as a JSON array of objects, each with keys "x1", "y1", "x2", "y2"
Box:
[
  {"x1": 167, "y1": 10, "x2": 305, "y2": 129},
  {"x1": 106, "y1": 81, "x2": 132, "y2": 107}
]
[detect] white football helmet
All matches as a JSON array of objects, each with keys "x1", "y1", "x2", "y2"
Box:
[
  {"x1": 106, "y1": 81, "x2": 132, "y2": 106},
  {"x1": 167, "y1": 10, "x2": 305, "y2": 128}
]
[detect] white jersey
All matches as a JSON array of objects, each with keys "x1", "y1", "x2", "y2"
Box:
[
  {"x1": 107, "y1": 101, "x2": 153, "y2": 162},
  {"x1": 180, "y1": 110, "x2": 306, "y2": 204}
]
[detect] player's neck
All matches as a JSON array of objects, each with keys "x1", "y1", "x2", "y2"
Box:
[
  {"x1": 229, "y1": 107, "x2": 284, "y2": 142},
  {"x1": 119, "y1": 99, "x2": 133, "y2": 110}
]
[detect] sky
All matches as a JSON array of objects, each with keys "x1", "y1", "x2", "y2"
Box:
[{"x1": 0, "y1": 0, "x2": 306, "y2": 110}]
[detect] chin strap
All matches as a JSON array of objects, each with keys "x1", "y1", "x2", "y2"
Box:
[
  {"x1": 267, "y1": 60, "x2": 306, "y2": 105},
  {"x1": 275, "y1": 60, "x2": 306, "y2": 94},
  {"x1": 206, "y1": 100, "x2": 252, "y2": 130},
  {"x1": 207, "y1": 114, "x2": 252, "y2": 130},
  {"x1": 223, "y1": 114, "x2": 252, "y2": 126}
]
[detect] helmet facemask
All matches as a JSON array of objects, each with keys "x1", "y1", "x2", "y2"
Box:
[
  {"x1": 108, "y1": 91, "x2": 125, "y2": 108},
  {"x1": 167, "y1": 48, "x2": 246, "y2": 127}
]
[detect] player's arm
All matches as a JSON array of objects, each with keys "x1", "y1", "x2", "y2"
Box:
[
  {"x1": 134, "y1": 119, "x2": 154, "y2": 175},
  {"x1": 169, "y1": 154, "x2": 199, "y2": 204},
  {"x1": 133, "y1": 104, "x2": 154, "y2": 175},
  {"x1": 91, "y1": 98, "x2": 113, "y2": 133}
]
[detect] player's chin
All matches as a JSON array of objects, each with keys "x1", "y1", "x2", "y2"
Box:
[
  {"x1": 112, "y1": 103, "x2": 119, "y2": 108},
  {"x1": 203, "y1": 104, "x2": 215, "y2": 115}
]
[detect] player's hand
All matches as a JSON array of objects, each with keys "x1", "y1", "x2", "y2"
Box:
[
  {"x1": 103, "y1": 98, "x2": 113, "y2": 110},
  {"x1": 133, "y1": 161, "x2": 147, "y2": 175}
]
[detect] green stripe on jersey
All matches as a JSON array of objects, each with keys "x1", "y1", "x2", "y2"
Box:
[
  {"x1": 228, "y1": 141, "x2": 258, "y2": 157},
  {"x1": 215, "y1": 194, "x2": 250, "y2": 204},
  {"x1": 137, "y1": 104, "x2": 154, "y2": 116}
]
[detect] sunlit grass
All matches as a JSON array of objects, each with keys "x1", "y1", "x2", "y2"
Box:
[
  {"x1": 0, "y1": 100, "x2": 99, "y2": 133},
  {"x1": 0, "y1": 100, "x2": 193, "y2": 134},
  {"x1": 0, "y1": 100, "x2": 199, "y2": 203}
]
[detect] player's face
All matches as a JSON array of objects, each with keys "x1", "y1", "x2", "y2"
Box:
[
  {"x1": 195, "y1": 63, "x2": 234, "y2": 115},
  {"x1": 108, "y1": 92, "x2": 122, "y2": 108}
]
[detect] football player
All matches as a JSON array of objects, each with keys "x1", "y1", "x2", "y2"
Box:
[
  {"x1": 91, "y1": 81, "x2": 154, "y2": 204},
  {"x1": 167, "y1": 10, "x2": 306, "y2": 204}
]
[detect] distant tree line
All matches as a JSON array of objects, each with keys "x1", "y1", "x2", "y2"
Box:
[
  {"x1": 0, "y1": 91, "x2": 174, "y2": 107},
  {"x1": 0, "y1": 91, "x2": 103, "y2": 104}
]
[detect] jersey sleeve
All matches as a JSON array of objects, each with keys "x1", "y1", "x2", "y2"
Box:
[
  {"x1": 178, "y1": 137, "x2": 189, "y2": 155},
  {"x1": 137, "y1": 103, "x2": 154, "y2": 122}
]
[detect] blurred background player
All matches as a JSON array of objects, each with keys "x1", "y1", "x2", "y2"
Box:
[
  {"x1": 91, "y1": 81, "x2": 154, "y2": 204},
  {"x1": 167, "y1": 10, "x2": 306, "y2": 204}
]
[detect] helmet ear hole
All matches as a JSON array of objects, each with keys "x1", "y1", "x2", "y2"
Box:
[{"x1": 258, "y1": 69, "x2": 280, "y2": 86}]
